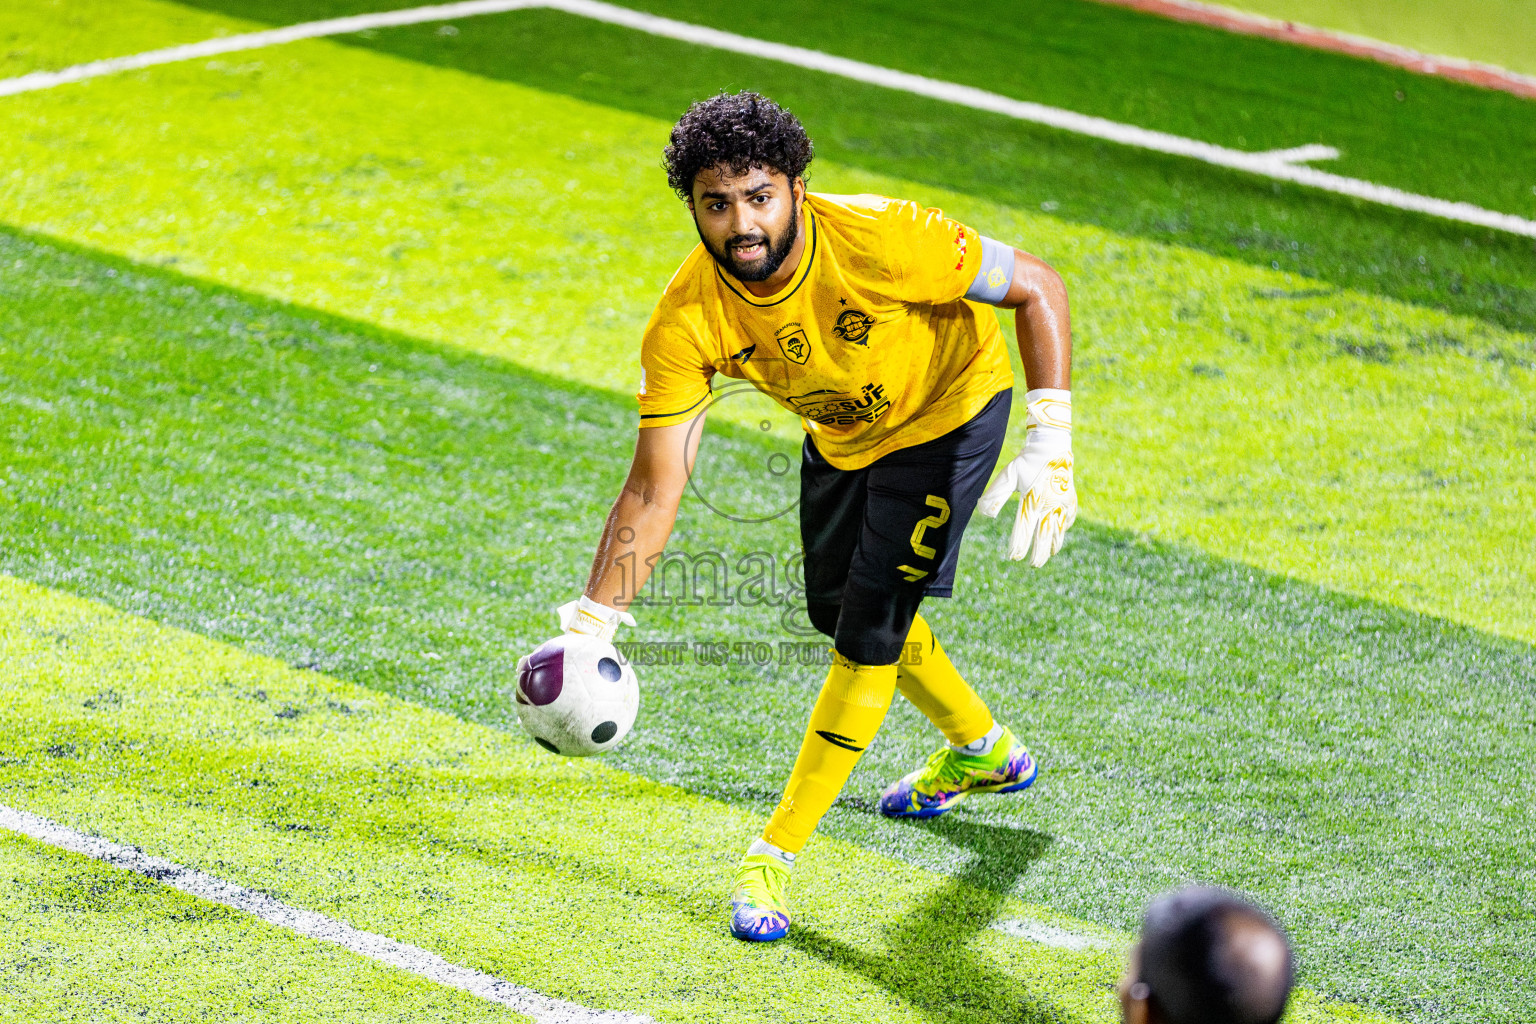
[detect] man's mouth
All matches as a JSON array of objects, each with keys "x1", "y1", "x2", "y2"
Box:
[{"x1": 731, "y1": 239, "x2": 767, "y2": 261}]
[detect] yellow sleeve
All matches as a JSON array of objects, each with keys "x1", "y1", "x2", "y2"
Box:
[
  {"x1": 881, "y1": 199, "x2": 984, "y2": 305},
  {"x1": 637, "y1": 316, "x2": 714, "y2": 428}
]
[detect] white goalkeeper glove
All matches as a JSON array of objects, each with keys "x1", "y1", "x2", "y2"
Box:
[
  {"x1": 556, "y1": 594, "x2": 636, "y2": 642},
  {"x1": 977, "y1": 388, "x2": 1077, "y2": 567}
]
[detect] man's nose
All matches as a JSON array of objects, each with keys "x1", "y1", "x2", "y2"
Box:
[{"x1": 728, "y1": 202, "x2": 756, "y2": 236}]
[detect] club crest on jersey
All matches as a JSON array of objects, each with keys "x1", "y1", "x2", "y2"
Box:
[
  {"x1": 775, "y1": 324, "x2": 811, "y2": 365},
  {"x1": 831, "y1": 309, "x2": 876, "y2": 346}
]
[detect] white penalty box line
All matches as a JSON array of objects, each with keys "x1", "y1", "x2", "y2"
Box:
[
  {"x1": 0, "y1": 802, "x2": 651, "y2": 1024},
  {"x1": 1, "y1": 0, "x2": 1533, "y2": 240},
  {"x1": 1, "y1": 802, "x2": 1115, "y2": 1004}
]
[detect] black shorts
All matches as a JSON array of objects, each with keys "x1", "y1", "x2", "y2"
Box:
[{"x1": 800, "y1": 389, "x2": 1012, "y2": 665}]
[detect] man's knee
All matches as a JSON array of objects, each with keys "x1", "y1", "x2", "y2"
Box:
[{"x1": 833, "y1": 580, "x2": 923, "y2": 667}]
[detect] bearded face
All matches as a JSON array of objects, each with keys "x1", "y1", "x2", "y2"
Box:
[{"x1": 690, "y1": 164, "x2": 804, "y2": 284}]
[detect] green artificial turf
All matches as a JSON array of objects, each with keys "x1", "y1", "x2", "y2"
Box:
[
  {"x1": 0, "y1": 836, "x2": 528, "y2": 1024},
  {"x1": 0, "y1": 228, "x2": 1531, "y2": 1023},
  {"x1": 0, "y1": 0, "x2": 241, "y2": 79},
  {"x1": 2, "y1": 4, "x2": 1533, "y2": 1021},
  {"x1": 0, "y1": 10, "x2": 1530, "y2": 645},
  {"x1": 1214, "y1": 0, "x2": 1536, "y2": 77},
  {"x1": 0, "y1": 575, "x2": 1399, "y2": 1024},
  {"x1": 162, "y1": 0, "x2": 1536, "y2": 333}
]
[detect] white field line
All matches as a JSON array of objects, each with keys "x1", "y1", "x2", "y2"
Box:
[
  {"x1": 1254, "y1": 143, "x2": 1341, "y2": 164},
  {"x1": 0, "y1": 803, "x2": 652, "y2": 1024},
  {"x1": 0, "y1": 0, "x2": 538, "y2": 97},
  {"x1": 0, "y1": 0, "x2": 1533, "y2": 239},
  {"x1": 991, "y1": 917, "x2": 1114, "y2": 952}
]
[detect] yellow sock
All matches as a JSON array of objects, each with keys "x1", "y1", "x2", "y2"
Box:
[
  {"x1": 896, "y1": 613, "x2": 994, "y2": 746},
  {"x1": 763, "y1": 652, "x2": 897, "y2": 854}
]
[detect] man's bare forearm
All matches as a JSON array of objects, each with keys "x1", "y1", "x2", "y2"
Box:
[
  {"x1": 584, "y1": 483, "x2": 682, "y2": 610},
  {"x1": 581, "y1": 417, "x2": 701, "y2": 610},
  {"x1": 1008, "y1": 251, "x2": 1072, "y2": 391}
]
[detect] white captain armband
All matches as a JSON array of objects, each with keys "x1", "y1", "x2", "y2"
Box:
[{"x1": 964, "y1": 235, "x2": 1015, "y2": 305}]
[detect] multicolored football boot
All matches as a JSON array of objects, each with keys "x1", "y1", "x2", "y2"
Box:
[
  {"x1": 728, "y1": 853, "x2": 792, "y2": 942},
  {"x1": 878, "y1": 726, "x2": 1037, "y2": 819}
]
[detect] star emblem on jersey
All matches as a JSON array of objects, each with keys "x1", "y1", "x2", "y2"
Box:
[
  {"x1": 832, "y1": 309, "x2": 876, "y2": 345},
  {"x1": 775, "y1": 325, "x2": 811, "y2": 364}
]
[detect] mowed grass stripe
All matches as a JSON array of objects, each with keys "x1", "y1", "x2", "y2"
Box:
[
  {"x1": 1, "y1": 804, "x2": 636, "y2": 1024},
  {"x1": 10, "y1": 0, "x2": 1536, "y2": 334},
  {"x1": 167, "y1": 0, "x2": 1536, "y2": 333},
  {"x1": 0, "y1": 0, "x2": 250, "y2": 79},
  {"x1": 0, "y1": 832, "x2": 529, "y2": 1024},
  {"x1": 1, "y1": 229, "x2": 1533, "y2": 1023},
  {"x1": 0, "y1": 576, "x2": 1404, "y2": 1024},
  {"x1": 0, "y1": 9, "x2": 1530, "y2": 643},
  {"x1": 8, "y1": 3, "x2": 1532, "y2": 238},
  {"x1": 173, "y1": 0, "x2": 1536, "y2": 219}
]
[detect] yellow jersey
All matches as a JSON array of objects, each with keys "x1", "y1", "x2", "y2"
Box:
[{"x1": 636, "y1": 192, "x2": 1013, "y2": 470}]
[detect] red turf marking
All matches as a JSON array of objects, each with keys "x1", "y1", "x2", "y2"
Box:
[{"x1": 1092, "y1": 0, "x2": 1536, "y2": 100}]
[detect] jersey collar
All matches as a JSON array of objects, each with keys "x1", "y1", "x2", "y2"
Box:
[{"x1": 715, "y1": 205, "x2": 818, "y2": 308}]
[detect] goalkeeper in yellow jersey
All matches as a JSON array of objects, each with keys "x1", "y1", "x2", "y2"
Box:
[{"x1": 551, "y1": 92, "x2": 1076, "y2": 942}]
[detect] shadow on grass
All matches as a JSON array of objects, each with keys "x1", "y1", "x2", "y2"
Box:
[
  {"x1": 791, "y1": 818, "x2": 1063, "y2": 1024},
  {"x1": 0, "y1": 221, "x2": 798, "y2": 722}
]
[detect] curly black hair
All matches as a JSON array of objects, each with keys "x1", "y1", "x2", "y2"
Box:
[{"x1": 663, "y1": 91, "x2": 813, "y2": 201}]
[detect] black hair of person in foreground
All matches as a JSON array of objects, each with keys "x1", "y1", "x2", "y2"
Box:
[{"x1": 1120, "y1": 887, "x2": 1295, "y2": 1024}]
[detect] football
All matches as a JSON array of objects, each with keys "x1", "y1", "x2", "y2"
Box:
[{"x1": 515, "y1": 634, "x2": 639, "y2": 756}]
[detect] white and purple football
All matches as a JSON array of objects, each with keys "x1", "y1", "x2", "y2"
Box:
[{"x1": 515, "y1": 634, "x2": 639, "y2": 757}]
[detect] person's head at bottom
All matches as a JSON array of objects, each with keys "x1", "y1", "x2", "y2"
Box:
[{"x1": 1121, "y1": 886, "x2": 1295, "y2": 1024}]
